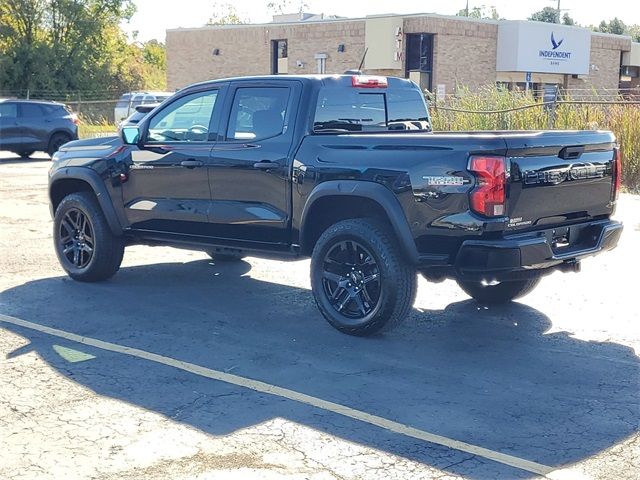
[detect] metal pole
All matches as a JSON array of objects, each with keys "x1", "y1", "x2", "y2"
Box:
[{"x1": 557, "y1": 0, "x2": 561, "y2": 23}]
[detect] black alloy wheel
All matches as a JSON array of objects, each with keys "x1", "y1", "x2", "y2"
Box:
[
  {"x1": 58, "y1": 208, "x2": 95, "y2": 269},
  {"x1": 311, "y1": 218, "x2": 417, "y2": 336},
  {"x1": 321, "y1": 240, "x2": 381, "y2": 320}
]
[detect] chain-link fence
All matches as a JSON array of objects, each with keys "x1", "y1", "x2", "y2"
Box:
[
  {"x1": 429, "y1": 90, "x2": 640, "y2": 192},
  {"x1": 0, "y1": 88, "x2": 152, "y2": 124}
]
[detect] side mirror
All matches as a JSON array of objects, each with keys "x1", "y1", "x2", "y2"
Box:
[{"x1": 121, "y1": 126, "x2": 140, "y2": 146}]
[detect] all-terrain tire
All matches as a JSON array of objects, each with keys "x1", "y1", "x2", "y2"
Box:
[
  {"x1": 311, "y1": 218, "x2": 417, "y2": 336},
  {"x1": 53, "y1": 192, "x2": 124, "y2": 282},
  {"x1": 456, "y1": 277, "x2": 541, "y2": 304}
]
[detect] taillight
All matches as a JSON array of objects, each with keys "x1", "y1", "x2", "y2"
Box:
[
  {"x1": 468, "y1": 156, "x2": 506, "y2": 217},
  {"x1": 351, "y1": 75, "x2": 388, "y2": 88},
  {"x1": 612, "y1": 147, "x2": 621, "y2": 200},
  {"x1": 71, "y1": 113, "x2": 80, "y2": 126}
]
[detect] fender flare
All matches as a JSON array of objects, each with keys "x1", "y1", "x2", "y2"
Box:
[
  {"x1": 49, "y1": 167, "x2": 124, "y2": 236},
  {"x1": 300, "y1": 180, "x2": 419, "y2": 263}
]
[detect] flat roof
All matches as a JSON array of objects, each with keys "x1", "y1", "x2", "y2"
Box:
[
  {"x1": 166, "y1": 12, "x2": 631, "y2": 42},
  {"x1": 166, "y1": 12, "x2": 501, "y2": 33}
]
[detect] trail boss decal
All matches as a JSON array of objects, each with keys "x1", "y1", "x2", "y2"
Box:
[{"x1": 422, "y1": 175, "x2": 465, "y2": 186}]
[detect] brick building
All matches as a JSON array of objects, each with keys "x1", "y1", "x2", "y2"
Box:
[{"x1": 166, "y1": 12, "x2": 640, "y2": 96}]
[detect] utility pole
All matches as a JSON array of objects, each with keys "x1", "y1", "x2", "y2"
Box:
[
  {"x1": 556, "y1": 0, "x2": 561, "y2": 23},
  {"x1": 465, "y1": 0, "x2": 469, "y2": 17}
]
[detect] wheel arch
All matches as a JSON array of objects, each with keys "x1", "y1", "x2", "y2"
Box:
[
  {"x1": 299, "y1": 180, "x2": 419, "y2": 263},
  {"x1": 49, "y1": 167, "x2": 123, "y2": 236}
]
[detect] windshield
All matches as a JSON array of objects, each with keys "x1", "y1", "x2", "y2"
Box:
[{"x1": 314, "y1": 87, "x2": 431, "y2": 133}]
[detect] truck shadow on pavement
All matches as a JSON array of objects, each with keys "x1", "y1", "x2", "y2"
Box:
[{"x1": 1, "y1": 258, "x2": 638, "y2": 479}]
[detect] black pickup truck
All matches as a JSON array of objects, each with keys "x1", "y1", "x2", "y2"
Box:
[{"x1": 48, "y1": 74, "x2": 623, "y2": 336}]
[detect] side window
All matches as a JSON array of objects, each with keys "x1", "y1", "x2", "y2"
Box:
[
  {"x1": 131, "y1": 95, "x2": 144, "y2": 107},
  {"x1": 20, "y1": 104, "x2": 44, "y2": 118},
  {"x1": 0, "y1": 102, "x2": 17, "y2": 118},
  {"x1": 226, "y1": 87, "x2": 290, "y2": 141},
  {"x1": 147, "y1": 90, "x2": 218, "y2": 143},
  {"x1": 387, "y1": 89, "x2": 431, "y2": 131}
]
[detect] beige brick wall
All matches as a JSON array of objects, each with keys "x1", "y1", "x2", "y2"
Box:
[
  {"x1": 566, "y1": 34, "x2": 631, "y2": 91},
  {"x1": 167, "y1": 15, "x2": 627, "y2": 95},
  {"x1": 404, "y1": 16, "x2": 498, "y2": 93},
  {"x1": 167, "y1": 20, "x2": 366, "y2": 90}
]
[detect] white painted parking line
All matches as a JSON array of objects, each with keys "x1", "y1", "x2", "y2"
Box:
[{"x1": 0, "y1": 313, "x2": 554, "y2": 476}]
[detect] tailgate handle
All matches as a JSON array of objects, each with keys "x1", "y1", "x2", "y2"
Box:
[{"x1": 559, "y1": 146, "x2": 584, "y2": 160}]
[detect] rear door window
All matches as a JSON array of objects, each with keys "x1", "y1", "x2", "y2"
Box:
[
  {"x1": 19, "y1": 104, "x2": 45, "y2": 118},
  {"x1": 225, "y1": 87, "x2": 290, "y2": 141}
]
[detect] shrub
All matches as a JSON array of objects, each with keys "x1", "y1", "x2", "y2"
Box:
[{"x1": 430, "y1": 87, "x2": 640, "y2": 192}]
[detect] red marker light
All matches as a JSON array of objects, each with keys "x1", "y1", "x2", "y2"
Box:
[{"x1": 351, "y1": 75, "x2": 388, "y2": 88}]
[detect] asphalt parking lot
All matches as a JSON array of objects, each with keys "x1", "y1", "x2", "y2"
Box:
[{"x1": 1, "y1": 152, "x2": 639, "y2": 480}]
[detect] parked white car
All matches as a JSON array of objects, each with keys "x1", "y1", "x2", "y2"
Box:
[{"x1": 114, "y1": 91, "x2": 172, "y2": 123}]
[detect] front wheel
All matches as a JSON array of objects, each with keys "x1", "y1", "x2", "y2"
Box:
[
  {"x1": 456, "y1": 277, "x2": 541, "y2": 304},
  {"x1": 54, "y1": 192, "x2": 124, "y2": 282},
  {"x1": 311, "y1": 218, "x2": 417, "y2": 336}
]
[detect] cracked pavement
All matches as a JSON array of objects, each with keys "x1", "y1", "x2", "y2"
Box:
[{"x1": 0, "y1": 153, "x2": 639, "y2": 479}]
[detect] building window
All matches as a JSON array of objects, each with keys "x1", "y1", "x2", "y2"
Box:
[
  {"x1": 406, "y1": 33, "x2": 434, "y2": 92},
  {"x1": 315, "y1": 53, "x2": 327, "y2": 74},
  {"x1": 272, "y1": 39, "x2": 288, "y2": 74}
]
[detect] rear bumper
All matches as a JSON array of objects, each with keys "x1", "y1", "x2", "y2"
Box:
[{"x1": 455, "y1": 219, "x2": 623, "y2": 280}]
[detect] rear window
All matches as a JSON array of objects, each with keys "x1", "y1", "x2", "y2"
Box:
[{"x1": 314, "y1": 87, "x2": 431, "y2": 133}]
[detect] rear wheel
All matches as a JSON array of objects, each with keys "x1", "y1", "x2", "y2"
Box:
[
  {"x1": 54, "y1": 192, "x2": 124, "y2": 282},
  {"x1": 48, "y1": 133, "x2": 71, "y2": 157},
  {"x1": 16, "y1": 150, "x2": 35, "y2": 158},
  {"x1": 456, "y1": 277, "x2": 541, "y2": 304},
  {"x1": 311, "y1": 218, "x2": 417, "y2": 336}
]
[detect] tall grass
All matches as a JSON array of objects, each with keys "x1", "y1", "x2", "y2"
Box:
[
  {"x1": 430, "y1": 86, "x2": 640, "y2": 192},
  {"x1": 78, "y1": 118, "x2": 117, "y2": 139}
]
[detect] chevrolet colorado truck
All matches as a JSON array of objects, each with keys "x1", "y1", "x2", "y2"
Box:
[{"x1": 48, "y1": 75, "x2": 623, "y2": 336}]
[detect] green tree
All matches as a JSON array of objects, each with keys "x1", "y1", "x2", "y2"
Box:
[
  {"x1": 208, "y1": 2, "x2": 246, "y2": 25},
  {"x1": 562, "y1": 13, "x2": 575, "y2": 26},
  {"x1": 139, "y1": 40, "x2": 167, "y2": 90},
  {"x1": 456, "y1": 6, "x2": 500, "y2": 20},
  {"x1": 528, "y1": 6, "x2": 560, "y2": 24},
  {"x1": 267, "y1": 0, "x2": 309, "y2": 15},
  {"x1": 597, "y1": 18, "x2": 626, "y2": 35},
  {"x1": 0, "y1": 0, "x2": 142, "y2": 95}
]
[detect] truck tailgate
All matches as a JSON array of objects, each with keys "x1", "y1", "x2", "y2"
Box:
[{"x1": 503, "y1": 131, "x2": 616, "y2": 231}]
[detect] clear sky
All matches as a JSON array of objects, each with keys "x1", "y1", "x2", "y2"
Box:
[{"x1": 123, "y1": 0, "x2": 640, "y2": 42}]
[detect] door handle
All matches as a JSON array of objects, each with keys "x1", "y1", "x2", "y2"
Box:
[
  {"x1": 253, "y1": 161, "x2": 279, "y2": 169},
  {"x1": 180, "y1": 160, "x2": 203, "y2": 168}
]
